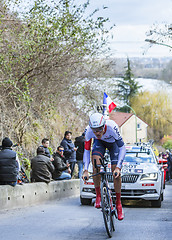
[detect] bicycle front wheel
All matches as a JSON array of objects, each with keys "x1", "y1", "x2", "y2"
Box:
[{"x1": 101, "y1": 181, "x2": 114, "y2": 238}]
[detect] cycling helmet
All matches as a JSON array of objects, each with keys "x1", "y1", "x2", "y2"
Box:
[{"x1": 89, "y1": 113, "x2": 106, "y2": 129}]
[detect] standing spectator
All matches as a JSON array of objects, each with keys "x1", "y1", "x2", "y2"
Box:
[
  {"x1": 30, "y1": 146, "x2": 55, "y2": 183},
  {"x1": 74, "y1": 133, "x2": 85, "y2": 178},
  {"x1": 166, "y1": 150, "x2": 172, "y2": 182},
  {"x1": 52, "y1": 146, "x2": 71, "y2": 180},
  {"x1": 0, "y1": 137, "x2": 19, "y2": 187},
  {"x1": 40, "y1": 138, "x2": 51, "y2": 158},
  {"x1": 158, "y1": 152, "x2": 162, "y2": 158},
  {"x1": 162, "y1": 152, "x2": 169, "y2": 181},
  {"x1": 60, "y1": 131, "x2": 77, "y2": 177}
]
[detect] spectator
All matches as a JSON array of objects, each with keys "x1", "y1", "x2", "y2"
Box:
[
  {"x1": 52, "y1": 146, "x2": 71, "y2": 180},
  {"x1": 170, "y1": 150, "x2": 172, "y2": 182},
  {"x1": 166, "y1": 150, "x2": 172, "y2": 182},
  {"x1": 74, "y1": 133, "x2": 85, "y2": 178},
  {"x1": 162, "y1": 152, "x2": 167, "y2": 160},
  {"x1": 60, "y1": 131, "x2": 77, "y2": 177},
  {"x1": 0, "y1": 137, "x2": 19, "y2": 187},
  {"x1": 31, "y1": 146, "x2": 55, "y2": 183},
  {"x1": 40, "y1": 138, "x2": 51, "y2": 158}
]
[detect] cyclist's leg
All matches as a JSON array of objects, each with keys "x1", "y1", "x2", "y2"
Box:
[
  {"x1": 108, "y1": 142, "x2": 121, "y2": 192},
  {"x1": 92, "y1": 155, "x2": 101, "y2": 208},
  {"x1": 111, "y1": 164, "x2": 121, "y2": 191},
  {"x1": 109, "y1": 143, "x2": 124, "y2": 221},
  {"x1": 111, "y1": 164, "x2": 124, "y2": 220},
  {"x1": 92, "y1": 139, "x2": 106, "y2": 208}
]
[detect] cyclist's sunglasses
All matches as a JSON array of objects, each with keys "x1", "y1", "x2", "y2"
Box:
[
  {"x1": 92, "y1": 127, "x2": 104, "y2": 133},
  {"x1": 59, "y1": 149, "x2": 64, "y2": 152}
]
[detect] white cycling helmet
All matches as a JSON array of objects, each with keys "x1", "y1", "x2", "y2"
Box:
[{"x1": 89, "y1": 113, "x2": 106, "y2": 129}]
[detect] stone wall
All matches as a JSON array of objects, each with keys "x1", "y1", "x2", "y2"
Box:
[{"x1": 0, "y1": 179, "x2": 80, "y2": 211}]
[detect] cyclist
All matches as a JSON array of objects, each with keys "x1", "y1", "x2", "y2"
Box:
[{"x1": 82, "y1": 113, "x2": 126, "y2": 221}]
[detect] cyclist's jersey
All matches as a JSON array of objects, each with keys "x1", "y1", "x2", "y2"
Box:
[{"x1": 83, "y1": 119, "x2": 126, "y2": 170}]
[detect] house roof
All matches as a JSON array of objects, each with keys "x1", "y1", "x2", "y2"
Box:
[
  {"x1": 109, "y1": 112, "x2": 133, "y2": 127},
  {"x1": 109, "y1": 112, "x2": 148, "y2": 127}
]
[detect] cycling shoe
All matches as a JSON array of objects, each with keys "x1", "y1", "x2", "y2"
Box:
[
  {"x1": 95, "y1": 196, "x2": 101, "y2": 208},
  {"x1": 116, "y1": 203, "x2": 124, "y2": 220}
]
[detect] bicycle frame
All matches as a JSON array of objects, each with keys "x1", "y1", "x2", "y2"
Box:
[{"x1": 93, "y1": 157, "x2": 117, "y2": 238}]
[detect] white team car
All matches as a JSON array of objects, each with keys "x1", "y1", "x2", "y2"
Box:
[
  {"x1": 80, "y1": 144, "x2": 164, "y2": 208},
  {"x1": 120, "y1": 144, "x2": 164, "y2": 207},
  {"x1": 80, "y1": 161, "x2": 96, "y2": 206}
]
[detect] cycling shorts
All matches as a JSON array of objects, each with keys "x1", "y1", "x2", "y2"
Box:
[{"x1": 92, "y1": 139, "x2": 119, "y2": 165}]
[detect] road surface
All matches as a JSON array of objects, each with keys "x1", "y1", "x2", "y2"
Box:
[{"x1": 0, "y1": 184, "x2": 172, "y2": 240}]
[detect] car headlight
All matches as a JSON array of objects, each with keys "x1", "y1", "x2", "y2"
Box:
[{"x1": 140, "y1": 173, "x2": 158, "y2": 181}]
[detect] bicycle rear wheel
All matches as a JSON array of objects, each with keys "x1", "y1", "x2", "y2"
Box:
[{"x1": 101, "y1": 182, "x2": 114, "y2": 238}]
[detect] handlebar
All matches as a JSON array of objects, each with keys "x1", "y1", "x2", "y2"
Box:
[
  {"x1": 83, "y1": 157, "x2": 119, "y2": 181},
  {"x1": 84, "y1": 171, "x2": 118, "y2": 181}
]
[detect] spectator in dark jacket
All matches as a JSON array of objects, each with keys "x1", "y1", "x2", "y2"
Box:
[
  {"x1": 40, "y1": 138, "x2": 51, "y2": 158},
  {"x1": 52, "y1": 146, "x2": 71, "y2": 180},
  {"x1": 166, "y1": 150, "x2": 172, "y2": 182},
  {"x1": 31, "y1": 147, "x2": 55, "y2": 183},
  {"x1": 60, "y1": 131, "x2": 77, "y2": 177},
  {"x1": 0, "y1": 137, "x2": 19, "y2": 186},
  {"x1": 74, "y1": 133, "x2": 85, "y2": 178}
]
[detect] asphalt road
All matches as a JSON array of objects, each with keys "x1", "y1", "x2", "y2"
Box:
[{"x1": 0, "y1": 184, "x2": 172, "y2": 240}]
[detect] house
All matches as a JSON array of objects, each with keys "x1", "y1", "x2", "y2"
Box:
[{"x1": 109, "y1": 112, "x2": 148, "y2": 144}]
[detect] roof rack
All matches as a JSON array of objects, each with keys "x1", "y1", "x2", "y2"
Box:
[
  {"x1": 126, "y1": 145, "x2": 151, "y2": 155},
  {"x1": 134, "y1": 141, "x2": 154, "y2": 147}
]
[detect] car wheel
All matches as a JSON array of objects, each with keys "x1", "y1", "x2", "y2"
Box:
[
  {"x1": 151, "y1": 197, "x2": 161, "y2": 208},
  {"x1": 80, "y1": 197, "x2": 92, "y2": 205}
]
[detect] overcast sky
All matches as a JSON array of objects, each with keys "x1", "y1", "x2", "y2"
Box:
[
  {"x1": 16, "y1": 0, "x2": 172, "y2": 58},
  {"x1": 82, "y1": 0, "x2": 172, "y2": 58}
]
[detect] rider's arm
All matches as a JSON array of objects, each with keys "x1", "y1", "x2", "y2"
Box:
[
  {"x1": 109, "y1": 120, "x2": 126, "y2": 169},
  {"x1": 83, "y1": 139, "x2": 92, "y2": 171},
  {"x1": 116, "y1": 142, "x2": 126, "y2": 169}
]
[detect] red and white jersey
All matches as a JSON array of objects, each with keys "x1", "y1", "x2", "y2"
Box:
[
  {"x1": 83, "y1": 119, "x2": 125, "y2": 170},
  {"x1": 85, "y1": 119, "x2": 122, "y2": 148}
]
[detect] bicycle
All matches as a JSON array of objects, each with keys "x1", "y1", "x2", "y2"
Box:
[{"x1": 85, "y1": 157, "x2": 118, "y2": 238}]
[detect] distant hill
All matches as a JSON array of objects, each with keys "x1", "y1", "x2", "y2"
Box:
[{"x1": 105, "y1": 57, "x2": 172, "y2": 82}]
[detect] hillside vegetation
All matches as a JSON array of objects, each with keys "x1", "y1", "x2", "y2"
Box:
[
  {"x1": 0, "y1": 0, "x2": 113, "y2": 157},
  {"x1": 0, "y1": 0, "x2": 171, "y2": 162}
]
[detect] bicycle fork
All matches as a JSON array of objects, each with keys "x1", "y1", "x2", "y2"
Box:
[{"x1": 106, "y1": 182, "x2": 118, "y2": 219}]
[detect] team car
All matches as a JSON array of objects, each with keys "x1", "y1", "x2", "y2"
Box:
[
  {"x1": 80, "y1": 143, "x2": 164, "y2": 208},
  {"x1": 120, "y1": 144, "x2": 164, "y2": 207}
]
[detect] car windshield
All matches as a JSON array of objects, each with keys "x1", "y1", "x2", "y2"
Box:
[{"x1": 124, "y1": 152, "x2": 156, "y2": 164}]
